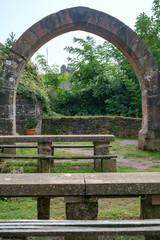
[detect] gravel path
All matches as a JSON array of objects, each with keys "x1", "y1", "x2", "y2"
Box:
[{"x1": 58, "y1": 140, "x2": 159, "y2": 170}]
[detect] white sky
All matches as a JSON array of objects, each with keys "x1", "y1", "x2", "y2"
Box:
[{"x1": 0, "y1": 0, "x2": 153, "y2": 67}]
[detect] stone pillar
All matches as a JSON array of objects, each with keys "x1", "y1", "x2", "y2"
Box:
[
  {"x1": 37, "y1": 142, "x2": 52, "y2": 220},
  {"x1": 0, "y1": 52, "x2": 26, "y2": 136},
  {"x1": 0, "y1": 90, "x2": 17, "y2": 135},
  {"x1": 93, "y1": 142, "x2": 116, "y2": 172},
  {"x1": 138, "y1": 80, "x2": 160, "y2": 151},
  {"x1": 65, "y1": 196, "x2": 98, "y2": 240},
  {"x1": 38, "y1": 142, "x2": 52, "y2": 173},
  {"x1": 141, "y1": 194, "x2": 160, "y2": 240},
  {"x1": 37, "y1": 197, "x2": 50, "y2": 220},
  {"x1": 102, "y1": 158, "x2": 117, "y2": 172}
]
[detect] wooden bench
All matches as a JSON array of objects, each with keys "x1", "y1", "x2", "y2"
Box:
[
  {"x1": 0, "y1": 172, "x2": 160, "y2": 239},
  {"x1": 0, "y1": 153, "x2": 117, "y2": 173},
  {"x1": 0, "y1": 144, "x2": 95, "y2": 154},
  {"x1": 0, "y1": 219, "x2": 160, "y2": 238},
  {"x1": 0, "y1": 135, "x2": 116, "y2": 172}
]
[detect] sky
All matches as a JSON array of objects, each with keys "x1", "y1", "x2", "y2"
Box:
[{"x1": 0, "y1": 0, "x2": 153, "y2": 68}]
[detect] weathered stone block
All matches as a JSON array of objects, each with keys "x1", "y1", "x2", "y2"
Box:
[
  {"x1": 0, "y1": 119, "x2": 13, "y2": 135},
  {"x1": 94, "y1": 158, "x2": 102, "y2": 171},
  {"x1": 0, "y1": 90, "x2": 14, "y2": 105},
  {"x1": 37, "y1": 197, "x2": 50, "y2": 219},
  {"x1": 84, "y1": 172, "x2": 160, "y2": 196},
  {"x1": 102, "y1": 158, "x2": 117, "y2": 172},
  {"x1": 0, "y1": 106, "x2": 9, "y2": 118},
  {"x1": 2, "y1": 53, "x2": 25, "y2": 89},
  {"x1": 23, "y1": 28, "x2": 40, "y2": 46},
  {"x1": 94, "y1": 142, "x2": 110, "y2": 155},
  {"x1": 42, "y1": 14, "x2": 57, "y2": 33},
  {"x1": 69, "y1": 7, "x2": 91, "y2": 27},
  {"x1": 11, "y1": 37, "x2": 34, "y2": 61},
  {"x1": 38, "y1": 142, "x2": 52, "y2": 173},
  {"x1": 94, "y1": 142, "x2": 110, "y2": 171},
  {"x1": 141, "y1": 195, "x2": 160, "y2": 240},
  {"x1": 65, "y1": 196, "x2": 98, "y2": 220}
]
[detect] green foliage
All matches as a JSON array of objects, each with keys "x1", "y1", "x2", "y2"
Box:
[
  {"x1": 55, "y1": 36, "x2": 142, "y2": 117},
  {"x1": 36, "y1": 54, "x2": 68, "y2": 89},
  {"x1": 17, "y1": 60, "x2": 51, "y2": 113},
  {"x1": 0, "y1": 32, "x2": 16, "y2": 61},
  {"x1": 134, "y1": 0, "x2": 160, "y2": 69},
  {"x1": 24, "y1": 115, "x2": 38, "y2": 129}
]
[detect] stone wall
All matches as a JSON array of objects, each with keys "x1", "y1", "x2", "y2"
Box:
[
  {"x1": 42, "y1": 116, "x2": 142, "y2": 138},
  {"x1": 16, "y1": 95, "x2": 42, "y2": 135}
]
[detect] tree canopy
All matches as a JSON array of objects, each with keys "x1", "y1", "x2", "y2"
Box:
[{"x1": 53, "y1": 35, "x2": 142, "y2": 117}]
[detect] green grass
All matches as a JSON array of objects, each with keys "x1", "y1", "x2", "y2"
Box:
[
  {"x1": 0, "y1": 197, "x2": 65, "y2": 220},
  {"x1": 55, "y1": 149, "x2": 85, "y2": 156},
  {"x1": 118, "y1": 166, "x2": 140, "y2": 172},
  {"x1": 17, "y1": 148, "x2": 37, "y2": 155},
  {"x1": 0, "y1": 198, "x2": 37, "y2": 219},
  {"x1": 51, "y1": 161, "x2": 96, "y2": 173},
  {"x1": 99, "y1": 198, "x2": 140, "y2": 220},
  {"x1": 123, "y1": 150, "x2": 160, "y2": 160},
  {"x1": 112, "y1": 140, "x2": 160, "y2": 161}
]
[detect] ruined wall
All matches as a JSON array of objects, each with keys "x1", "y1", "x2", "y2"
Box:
[
  {"x1": 16, "y1": 96, "x2": 42, "y2": 135},
  {"x1": 42, "y1": 116, "x2": 142, "y2": 138}
]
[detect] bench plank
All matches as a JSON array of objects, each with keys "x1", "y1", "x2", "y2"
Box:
[
  {"x1": 0, "y1": 154, "x2": 117, "y2": 159},
  {"x1": 1, "y1": 219, "x2": 160, "y2": 226},
  {"x1": 0, "y1": 173, "x2": 85, "y2": 197},
  {"x1": 0, "y1": 220, "x2": 160, "y2": 237},
  {"x1": 85, "y1": 172, "x2": 160, "y2": 196},
  {"x1": 0, "y1": 135, "x2": 115, "y2": 143},
  {"x1": 0, "y1": 173, "x2": 159, "y2": 197},
  {"x1": 0, "y1": 144, "x2": 94, "y2": 148}
]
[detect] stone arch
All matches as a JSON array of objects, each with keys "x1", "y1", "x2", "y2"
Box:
[{"x1": 1, "y1": 7, "x2": 160, "y2": 150}]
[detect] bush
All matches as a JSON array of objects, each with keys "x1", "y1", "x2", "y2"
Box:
[{"x1": 24, "y1": 115, "x2": 38, "y2": 129}]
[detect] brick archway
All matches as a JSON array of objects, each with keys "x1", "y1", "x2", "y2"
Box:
[{"x1": 1, "y1": 7, "x2": 160, "y2": 150}]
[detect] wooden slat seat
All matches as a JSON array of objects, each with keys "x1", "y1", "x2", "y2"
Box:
[
  {"x1": 0, "y1": 144, "x2": 94, "y2": 148},
  {"x1": 0, "y1": 154, "x2": 117, "y2": 160},
  {"x1": 0, "y1": 219, "x2": 160, "y2": 237}
]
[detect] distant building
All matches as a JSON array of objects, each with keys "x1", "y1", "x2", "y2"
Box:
[
  {"x1": 60, "y1": 64, "x2": 72, "y2": 90},
  {"x1": 60, "y1": 64, "x2": 72, "y2": 76}
]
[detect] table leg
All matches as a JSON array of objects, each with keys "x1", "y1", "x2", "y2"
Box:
[
  {"x1": 93, "y1": 142, "x2": 116, "y2": 172},
  {"x1": 141, "y1": 194, "x2": 160, "y2": 240},
  {"x1": 64, "y1": 196, "x2": 98, "y2": 240},
  {"x1": 37, "y1": 142, "x2": 52, "y2": 220}
]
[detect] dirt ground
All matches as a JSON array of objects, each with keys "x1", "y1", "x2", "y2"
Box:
[{"x1": 58, "y1": 139, "x2": 160, "y2": 170}]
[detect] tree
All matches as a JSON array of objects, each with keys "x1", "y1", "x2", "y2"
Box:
[
  {"x1": 55, "y1": 36, "x2": 142, "y2": 117},
  {"x1": 35, "y1": 54, "x2": 69, "y2": 113},
  {"x1": 134, "y1": 0, "x2": 160, "y2": 69}
]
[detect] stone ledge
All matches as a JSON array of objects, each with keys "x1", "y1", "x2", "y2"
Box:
[{"x1": 0, "y1": 172, "x2": 160, "y2": 197}]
